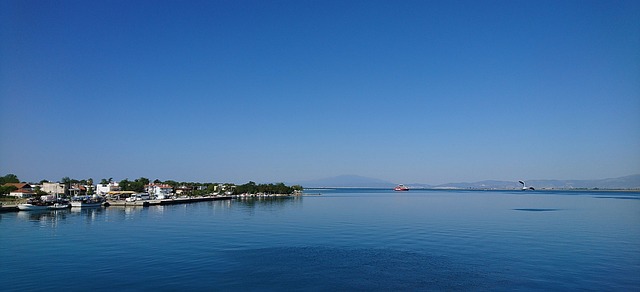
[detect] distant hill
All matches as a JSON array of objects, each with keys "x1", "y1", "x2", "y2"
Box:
[
  {"x1": 434, "y1": 180, "x2": 518, "y2": 190},
  {"x1": 295, "y1": 175, "x2": 396, "y2": 188},
  {"x1": 528, "y1": 174, "x2": 640, "y2": 189},
  {"x1": 434, "y1": 174, "x2": 640, "y2": 190},
  {"x1": 294, "y1": 174, "x2": 640, "y2": 190}
]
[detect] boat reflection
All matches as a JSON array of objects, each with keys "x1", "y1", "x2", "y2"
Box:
[
  {"x1": 15, "y1": 207, "x2": 108, "y2": 226},
  {"x1": 16, "y1": 208, "x2": 71, "y2": 228}
]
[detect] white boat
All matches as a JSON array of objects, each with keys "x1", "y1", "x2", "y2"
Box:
[
  {"x1": 17, "y1": 200, "x2": 70, "y2": 210},
  {"x1": 17, "y1": 202, "x2": 50, "y2": 211},
  {"x1": 70, "y1": 201, "x2": 102, "y2": 207},
  {"x1": 70, "y1": 196, "x2": 105, "y2": 208},
  {"x1": 18, "y1": 191, "x2": 74, "y2": 211},
  {"x1": 49, "y1": 203, "x2": 70, "y2": 210}
]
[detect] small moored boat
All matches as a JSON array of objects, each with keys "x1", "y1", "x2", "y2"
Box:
[
  {"x1": 49, "y1": 202, "x2": 70, "y2": 210},
  {"x1": 70, "y1": 196, "x2": 105, "y2": 208},
  {"x1": 17, "y1": 201, "x2": 50, "y2": 211},
  {"x1": 18, "y1": 199, "x2": 70, "y2": 210}
]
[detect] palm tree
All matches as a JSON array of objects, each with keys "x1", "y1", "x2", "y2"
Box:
[
  {"x1": 61, "y1": 177, "x2": 72, "y2": 196},
  {"x1": 87, "y1": 178, "x2": 94, "y2": 195}
]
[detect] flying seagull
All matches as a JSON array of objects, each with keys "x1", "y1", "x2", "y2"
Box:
[{"x1": 519, "y1": 180, "x2": 535, "y2": 191}]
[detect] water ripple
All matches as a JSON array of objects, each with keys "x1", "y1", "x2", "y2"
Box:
[
  {"x1": 214, "y1": 246, "x2": 503, "y2": 291},
  {"x1": 513, "y1": 208, "x2": 562, "y2": 212}
]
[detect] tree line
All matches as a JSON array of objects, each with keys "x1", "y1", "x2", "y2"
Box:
[
  {"x1": 1, "y1": 173, "x2": 303, "y2": 196},
  {"x1": 0, "y1": 174, "x2": 20, "y2": 195},
  {"x1": 235, "y1": 181, "x2": 303, "y2": 195}
]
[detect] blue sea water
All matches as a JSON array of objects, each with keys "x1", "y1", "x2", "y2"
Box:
[{"x1": 1, "y1": 189, "x2": 639, "y2": 291}]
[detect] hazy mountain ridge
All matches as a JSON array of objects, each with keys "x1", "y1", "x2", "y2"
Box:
[
  {"x1": 522, "y1": 174, "x2": 640, "y2": 189},
  {"x1": 296, "y1": 174, "x2": 640, "y2": 189},
  {"x1": 294, "y1": 175, "x2": 396, "y2": 188}
]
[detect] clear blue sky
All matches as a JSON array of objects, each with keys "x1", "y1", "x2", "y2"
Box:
[{"x1": 1, "y1": 0, "x2": 639, "y2": 185}]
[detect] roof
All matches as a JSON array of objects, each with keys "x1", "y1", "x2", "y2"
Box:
[
  {"x1": 70, "y1": 185, "x2": 87, "y2": 191},
  {"x1": 3, "y1": 183, "x2": 31, "y2": 189},
  {"x1": 107, "y1": 191, "x2": 136, "y2": 194},
  {"x1": 10, "y1": 189, "x2": 36, "y2": 194},
  {"x1": 147, "y1": 184, "x2": 173, "y2": 189}
]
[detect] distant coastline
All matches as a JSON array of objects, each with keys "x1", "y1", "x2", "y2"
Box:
[
  {"x1": 304, "y1": 187, "x2": 640, "y2": 192},
  {"x1": 294, "y1": 174, "x2": 640, "y2": 190}
]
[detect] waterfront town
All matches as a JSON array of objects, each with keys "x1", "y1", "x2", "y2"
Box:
[{"x1": 0, "y1": 173, "x2": 304, "y2": 211}]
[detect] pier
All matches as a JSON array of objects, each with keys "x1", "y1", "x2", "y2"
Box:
[
  {"x1": 107, "y1": 195, "x2": 232, "y2": 207},
  {"x1": 0, "y1": 196, "x2": 233, "y2": 212}
]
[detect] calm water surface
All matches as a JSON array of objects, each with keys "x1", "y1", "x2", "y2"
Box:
[{"x1": 1, "y1": 189, "x2": 639, "y2": 291}]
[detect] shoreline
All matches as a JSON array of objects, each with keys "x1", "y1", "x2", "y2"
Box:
[{"x1": 0, "y1": 195, "x2": 234, "y2": 213}]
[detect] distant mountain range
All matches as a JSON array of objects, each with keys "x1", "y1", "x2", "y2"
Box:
[
  {"x1": 295, "y1": 175, "x2": 396, "y2": 188},
  {"x1": 294, "y1": 174, "x2": 640, "y2": 190}
]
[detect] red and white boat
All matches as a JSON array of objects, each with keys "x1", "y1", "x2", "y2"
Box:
[{"x1": 394, "y1": 184, "x2": 409, "y2": 191}]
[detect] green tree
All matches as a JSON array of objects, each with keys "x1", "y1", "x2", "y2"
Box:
[
  {"x1": 61, "y1": 177, "x2": 72, "y2": 196},
  {"x1": 137, "y1": 177, "x2": 150, "y2": 186},
  {"x1": 0, "y1": 185, "x2": 18, "y2": 195},
  {"x1": 87, "y1": 178, "x2": 94, "y2": 195},
  {"x1": 163, "y1": 180, "x2": 178, "y2": 189},
  {"x1": 0, "y1": 174, "x2": 19, "y2": 184},
  {"x1": 235, "y1": 181, "x2": 296, "y2": 195},
  {"x1": 236, "y1": 181, "x2": 257, "y2": 194},
  {"x1": 119, "y1": 179, "x2": 132, "y2": 191},
  {"x1": 128, "y1": 177, "x2": 149, "y2": 193}
]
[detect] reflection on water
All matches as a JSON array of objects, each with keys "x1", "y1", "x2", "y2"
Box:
[
  {"x1": 70, "y1": 207, "x2": 106, "y2": 222},
  {"x1": 15, "y1": 207, "x2": 109, "y2": 227},
  {"x1": 103, "y1": 205, "x2": 147, "y2": 222},
  {"x1": 233, "y1": 196, "x2": 302, "y2": 216},
  {"x1": 234, "y1": 196, "x2": 302, "y2": 205},
  {"x1": 9, "y1": 196, "x2": 306, "y2": 224},
  {"x1": 513, "y1": 208, "x2": 561, "y2": 212},
  {"x1": 16, "y1": 209, "x2": 69, "y2": 228}
]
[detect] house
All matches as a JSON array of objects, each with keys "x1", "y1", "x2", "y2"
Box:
[
  {"x1": 4, "y1": 183, "x2": 32, "y2": 191},
  {"x1": 214, "y1": 184, "x2": 235, "y2": 193},
  {"x1": 4, "y1": 183, "x2": 35, "y2": 198},
  {"x1": 146, "y1": 184, "x2": 173, "y2": 199},
  {"x1": 9, "y1": 189, "x2": 36, "y2": 198},
  {"x1": 175, "y1": 185, "x2": 193, "y2": 195},
  {"x1": 96, "y1": 182, "x2": 120, "y2": 196},
  {"x1": 41, "y1": 182, "x2": 66, "y2": 195},
  {"x1": 69, "y1": 184, "x2": 88, "y2": 196}
]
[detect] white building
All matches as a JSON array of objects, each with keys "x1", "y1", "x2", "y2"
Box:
[
  {"x1": 41, "y1": 182, "x2": 66, "y2": 195},
  {"x1": 96, "y1": 182, "x2": 120, "y2": 196},
  {"x1": 175, "y1": 185, "x2": 193, "y2": 195},
  {"x1": 9, "y1": 189, "x2": 36, "y2": 198},
  {"x1": 146, "y1": 184, "x2": 173, "y2": 199}
]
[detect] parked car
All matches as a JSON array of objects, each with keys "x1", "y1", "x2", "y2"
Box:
[{"x1": 125, "y1": 193, "x2": 150, "y2": 202}]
